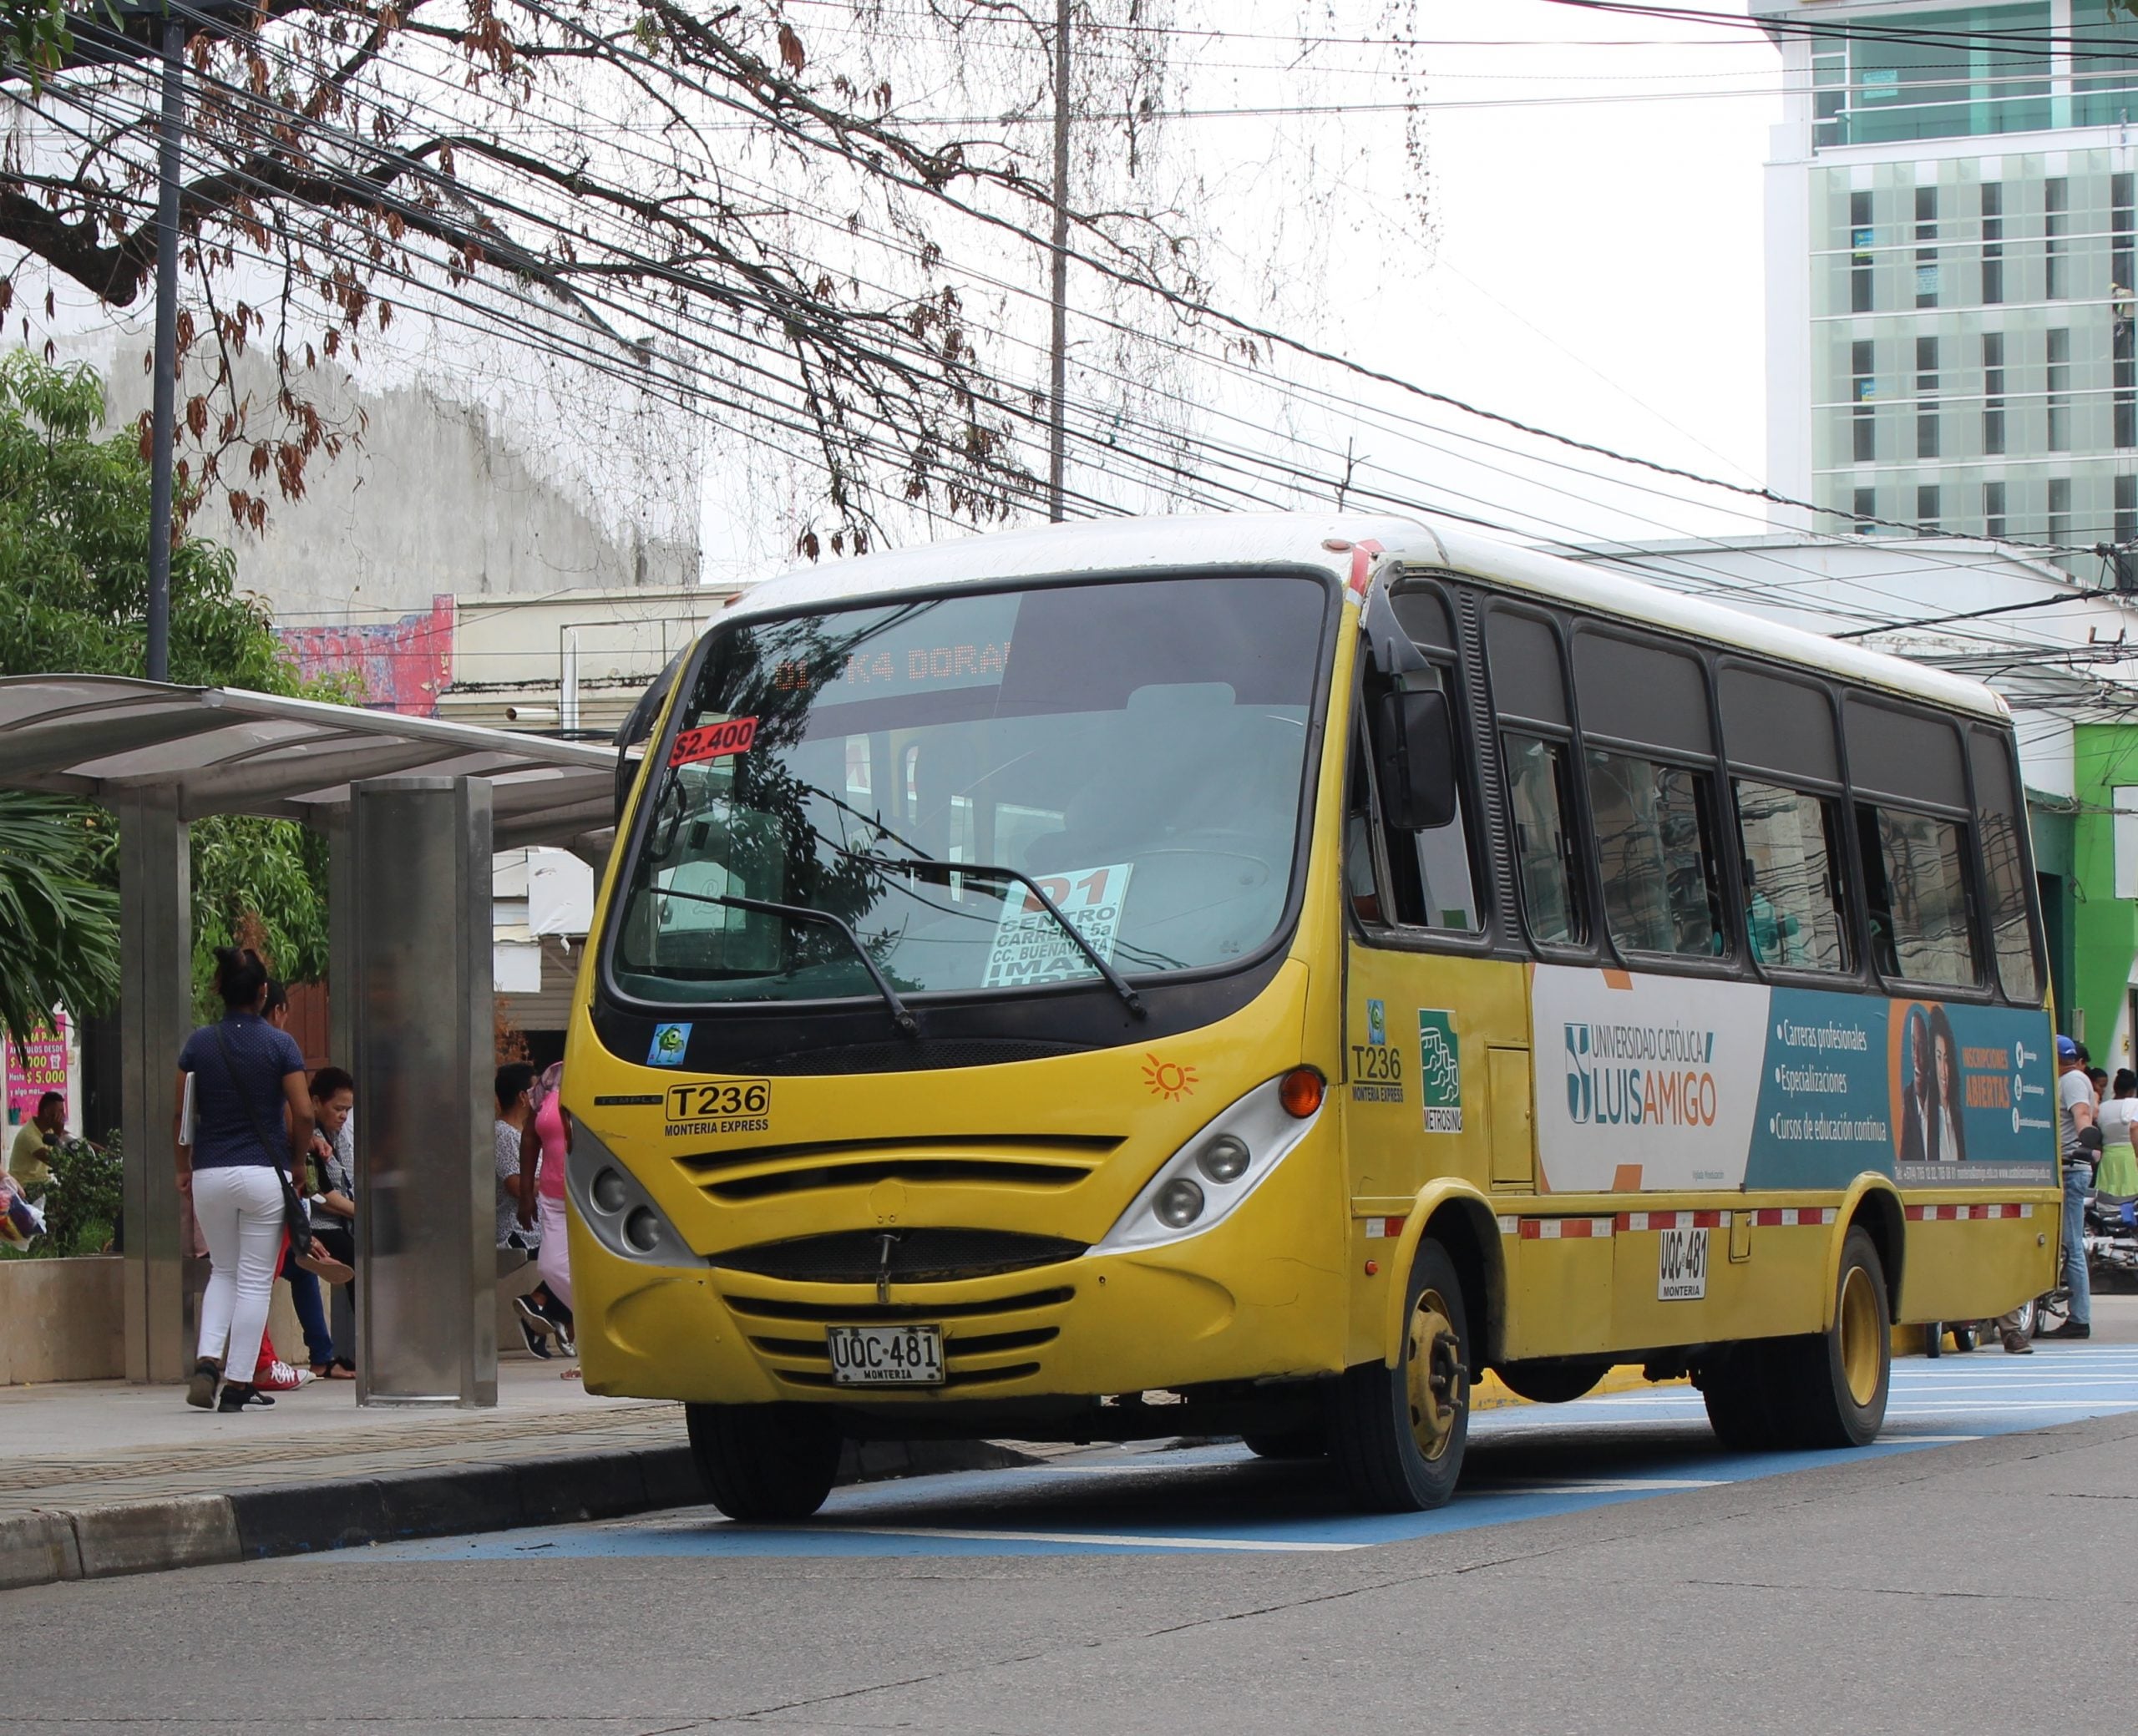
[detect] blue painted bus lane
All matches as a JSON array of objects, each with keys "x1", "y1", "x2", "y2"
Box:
[{"x1": 359, "y1": 1345, "x2": 2138, "y2": 1564}]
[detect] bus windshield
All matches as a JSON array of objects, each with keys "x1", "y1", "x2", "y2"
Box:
[{"x1": 606, "y1": 573, "x2": 1330, "y2": 1010}]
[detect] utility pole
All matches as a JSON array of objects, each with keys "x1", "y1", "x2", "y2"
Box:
[
  {"x1": 1046, "y1": 0, "x2": 1071, "y2": 523},
  {"x1": 145, "y1": 8, "x2": 184, "y2": 684}
]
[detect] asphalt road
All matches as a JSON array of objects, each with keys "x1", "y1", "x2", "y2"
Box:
[{"x1": 11, "y1": 1344, "x2": 2138, "y2": 1734}]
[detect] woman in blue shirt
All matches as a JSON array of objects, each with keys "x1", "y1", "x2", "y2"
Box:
[{"x1": 175, "y1": 947, "x2": 314, "y2": 1412}]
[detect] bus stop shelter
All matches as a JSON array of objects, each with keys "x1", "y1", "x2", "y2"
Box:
[{"x1": 0, "y1": 676, "x2": 620, "y2": 1404}]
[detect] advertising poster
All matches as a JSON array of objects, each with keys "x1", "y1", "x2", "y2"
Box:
[
  {"x1": 4, "y1": 1015, "x2": 67, "y2": 1126},
  {"x1": 1532, "y1": 965, "x2": 2054, "y2": 1194}
]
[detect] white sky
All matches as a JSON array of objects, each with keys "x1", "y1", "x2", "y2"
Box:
[{"x1": 700, "y1": 1, "x2": 1793, "y2": 581}]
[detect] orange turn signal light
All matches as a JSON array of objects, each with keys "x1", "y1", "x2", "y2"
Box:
[{"x1": 1279, "y1": 1066, "x2": 1325, "y2": 1119}]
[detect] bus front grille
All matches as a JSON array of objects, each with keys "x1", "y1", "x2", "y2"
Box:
[
  {"x1": 718, "y1": 1282, "x2": 1076, "y2": 1393},
  {"x1": 711, "y1": 1227, "x2": 1086, "y2": 1286},
  {"x1": 675, "y1": 1133, "x2": 1117, "y2": 1203}
]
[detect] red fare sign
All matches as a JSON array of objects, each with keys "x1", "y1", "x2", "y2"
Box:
[{"x1": 669, "y1": 716, "x2": 759, "y2": 767}]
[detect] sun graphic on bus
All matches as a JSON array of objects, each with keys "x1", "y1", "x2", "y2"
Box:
[{"x1": 1142, "y1": 1054, "x2": 1198, "y2": 1102}]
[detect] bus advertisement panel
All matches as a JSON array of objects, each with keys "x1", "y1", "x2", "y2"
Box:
[{"x1": 1535, "y1": 965, "x2": 2056, "y2": 1193}]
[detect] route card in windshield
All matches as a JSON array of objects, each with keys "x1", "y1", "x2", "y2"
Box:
[{"x1": 984, "y1": 863, "x2": 1132, "y2": 988}]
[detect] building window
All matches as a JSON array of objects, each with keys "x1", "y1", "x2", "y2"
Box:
[
  {"x1": 2050, "y1": 476, "x2": 2072, "y2": 547},
  {"x1": 1986, "y1": 479, "x2": 2008, "y2": 540},
  {"x1": 1918, "y1": 484, "x2": 1941, "y2": 529},
  {"x1": 1914, "y1": 185, "x2": 1939, "y2": 306},
  {"x1": 1983, "y1": 332, "x2": 2006, "y2": 455},
  {"x1": 1916, "y1": 336, "x2": 1939, "y2": 458},
  {"x1": 1813, "y1": 43, "x2": 1847, "y2": 149},
  {"x1": 2116, "y1": 172, "x2": 2135, "y2": 301},
  {"x1": 2046, "y1": 177, "x2": 2069, "y2": 301},
  {"x1": 1852, "y1": 190, "x2": 1874, "y2": 315},
  {"x1": 1852, "y1": 338, "x2": 1877, "y2": 463},
  {"x1": 1854, "y1": 485, "x2": 1878, "y2": 533},
  {"x1": 1982, "y1": 181, "x2": 2004, "y2": 304},
  {"x1": 2049, "y1": 326, "x2": 2071, "y2": 452},
  {"x1": 2117, "y1": 473, "x2": 2137, "y2": 544}
]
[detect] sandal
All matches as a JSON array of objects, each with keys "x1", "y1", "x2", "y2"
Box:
[
  {"x1": 294, "y1": 1248, "x2": 354, "y2": 1284},
  {"x1": 312, "y1": 1363, "x2": 357, "y2": 1380}
]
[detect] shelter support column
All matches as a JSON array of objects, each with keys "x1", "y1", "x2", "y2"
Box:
[
  {"x1": 119, "y1": 792, "x2": 191, "y2": 1384},
  {"x1": 350, "y1": 776, "x2": 495, "y2": 1406}
]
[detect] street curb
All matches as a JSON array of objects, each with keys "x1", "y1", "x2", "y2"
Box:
[{"x1": 1, "y1": 1436, "x2": 1039, "y2": 1592}]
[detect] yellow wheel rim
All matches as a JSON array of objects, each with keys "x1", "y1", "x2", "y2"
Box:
[
  {"x1": 1404, "y1": 1288, "x2": 1466, "y2": 1462},
  {"x1": 1838, "y1": 1264, "x2": 1882, "y2": 1408}
]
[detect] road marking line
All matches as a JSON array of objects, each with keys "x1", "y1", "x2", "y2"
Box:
[{"x1": 786, "y1": 1524, "x2": 1362, "y2": 1552}]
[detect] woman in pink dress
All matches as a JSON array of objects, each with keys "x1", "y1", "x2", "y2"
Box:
[{"x1": 515, "y1": 1063, "x2": 575, "y2": 1354}]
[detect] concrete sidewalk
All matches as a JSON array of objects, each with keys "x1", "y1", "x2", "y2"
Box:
[{"x1": 0, "y1": 1358, "x2": 1027, "y2": 1590}]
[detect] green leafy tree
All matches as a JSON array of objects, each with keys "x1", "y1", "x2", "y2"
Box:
[{"x1": 0, "y1": 349, "x2": 332, "y2": 1035}]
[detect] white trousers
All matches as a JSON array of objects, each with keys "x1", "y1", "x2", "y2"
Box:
[
  {"x1": 536, "y1": 1193, "x2": 572, "y2": 1309},
  {"x1": 193, "y1": 1166, "x2": 284, "y2": 1380}
]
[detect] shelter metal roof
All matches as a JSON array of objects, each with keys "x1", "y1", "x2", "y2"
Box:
[{"x1": 0, "y1": 678, "x2": 618, "y2": 848}]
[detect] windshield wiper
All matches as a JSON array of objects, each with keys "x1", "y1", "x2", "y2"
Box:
[
  {"x1": 843, "y1": 849, "x2": 1147, "y2": 1020},
  {"x1": 643, "y1": 883, "x2": 920, "y2": 1039}
]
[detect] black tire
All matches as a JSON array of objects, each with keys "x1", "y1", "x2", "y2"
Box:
[
  {"x1": 1241, "y1": 1428, "x2": 1327, "y2": 1460},
  {"x1": 1330, "y1": 1237, "x2": 1472, "y2": 1511},
  {"x1": 686, "y1": 1402, "x2": 842, "y2": 1521},
  {"x1": 1924, "y1": 1321, "x2": 1943, "y2": 1359},
  {"x1": 1496, "y1": 1359, "x2": 1609, "y2": 1404},
  {"x1": 1951, "y1": 1326, "x2": 1977, "y2": 1353},
  {"x1": 1781, "y1": 1226, "x2": 1891, "y2": 1449},
  {"x1": 1700, "y1": 1343, "x2": 1788, "y2": 1451}
]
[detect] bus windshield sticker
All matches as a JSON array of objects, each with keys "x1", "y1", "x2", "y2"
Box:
[
  {"x1": 669, "y1": 716, "x2": 758, "y2": 767},
  {"x1": 1658, "y1": 1227, "x2": 1709, "y2": 1300},
  {"x1": 646, "y1": 1022, "x2": 692, "y2": 1067},
  {"x1": 982, "y1": 862, "x2": 1132, "y2": 989},
  {"x1": 1532, "y1": 966, "x2": 2055, "y2": 1192},
  {"x1": 664, "y1": 1078, "x2": 771, "y2": 1136},
  {"x1": 1417, "y1": 1010, "x2": 1462, "y2": 1132}
]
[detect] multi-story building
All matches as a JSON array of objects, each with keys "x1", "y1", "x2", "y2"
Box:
[{"x1": 1759, "y1": 1, "x2": 2138, "y2": 559}]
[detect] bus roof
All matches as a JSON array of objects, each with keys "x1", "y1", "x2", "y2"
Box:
[{"x1": 723, "y1": 512, "x2": 2009, "y2": 724}]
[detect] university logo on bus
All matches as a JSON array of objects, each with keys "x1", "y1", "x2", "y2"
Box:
[
  {"x1": 1563, "y1": 1020, "x2": 1719, "y2": 1129},
  {"x1": 1564, "y1": 1022, "x2": 1593, "y2": 1123}
]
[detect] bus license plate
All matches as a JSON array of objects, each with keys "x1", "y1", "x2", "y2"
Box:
[
  {"x1": 1659, "y1": 1227, "x2": 1709, "y2": 1301},
  {"x1": 826, "y1": 1324, "x2": 945, "y2": 1386}
]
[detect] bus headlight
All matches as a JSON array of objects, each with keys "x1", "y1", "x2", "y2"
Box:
[
  {"x1": 1095, "y1": 1071, "x2": 1325, "y2": 1253},
  {"x1": 565, "y1": 1121, "x2": 699, "y2": 1267}
]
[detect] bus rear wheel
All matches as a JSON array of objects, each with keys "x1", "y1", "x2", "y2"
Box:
[
  {"x1": 686, "y1": 1402, "x2": 842, "y2": 1521},
  {"x1": 1331, "y1": 1237, "x2": 1471, "y2": 1512},
  {"x1": 1782, "y1": 1227, "x2": 1891, "y2": 1448}
]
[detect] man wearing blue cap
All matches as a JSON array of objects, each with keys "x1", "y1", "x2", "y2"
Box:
[{"x1": 2049, "y1": 1035, "x2": 2099, "y2": 1340}]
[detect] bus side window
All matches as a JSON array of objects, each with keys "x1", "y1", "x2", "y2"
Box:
[
  {"x1": 1970, "y1": 726, "x2": 2044, "y2": 1004},
  {"x1": 1486, "y1": 605, "x2": 1583, "y2": 949},
  {"x1": 1586, "y1": 748, "x2": 1725, "y2": 958},
  {"x1": 1383, "y1": 585, "x2": 1483, "y2": 934},
  {"x1": 1859, "y1": 802, "x2": 1980, "y2": 987},
  {"x1": 1504, "y1": 732, "x2": 1585, "y2": 944},
  {"x1": 1735, "y1": 780, "x2": 1852, "y2": 972}
]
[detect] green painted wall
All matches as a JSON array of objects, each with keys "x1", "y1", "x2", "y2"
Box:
[{"x1": 2069, "y1": 725, "x2": 2138, "y2": 1066}]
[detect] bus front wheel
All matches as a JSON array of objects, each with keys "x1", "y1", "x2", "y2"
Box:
[
  {"x1": 686, "y1": 1402, "x2": 842, "y2": 1521},
  {"x1": 1331, "y1": 1237, "x2": 1471, "y2": 1512}
]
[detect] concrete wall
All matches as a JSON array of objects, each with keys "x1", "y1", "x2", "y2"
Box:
[
  {"x1": 0, "y1": 1258, "x2": 124, "y2": 1384},
  {"x1": 65, "y1": 326, "x2": 703, "y2": 628}
]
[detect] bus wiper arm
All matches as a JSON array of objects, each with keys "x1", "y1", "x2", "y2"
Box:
[
  {"x1": 646, "y1": 884, "x2": 920, "y2": 1039},
  {"x1": 844, "y1": 850, "x2": 1147, "y2": 1020}
]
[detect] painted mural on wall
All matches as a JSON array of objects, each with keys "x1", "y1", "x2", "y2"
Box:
[
  {"x1": 279, "y1": 595, "x2": 454, "y2": 716},
  {"x1": 1533, "y1": 964, "x2": 2055, "y2": 1194}
]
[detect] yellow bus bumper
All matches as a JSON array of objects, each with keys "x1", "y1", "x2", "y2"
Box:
[{"x1": 568, "y1": 1125, "x2": 1350, "y2": 1411}]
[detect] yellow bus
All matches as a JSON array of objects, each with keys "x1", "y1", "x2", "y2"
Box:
[{"x1": 564, "y1": 514, "x2": 2058, "y2": 1518}]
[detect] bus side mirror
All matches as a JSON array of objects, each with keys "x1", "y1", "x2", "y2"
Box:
[{"x1": 1373, "y1": 686, "x2": 1458, "y2": 832}]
